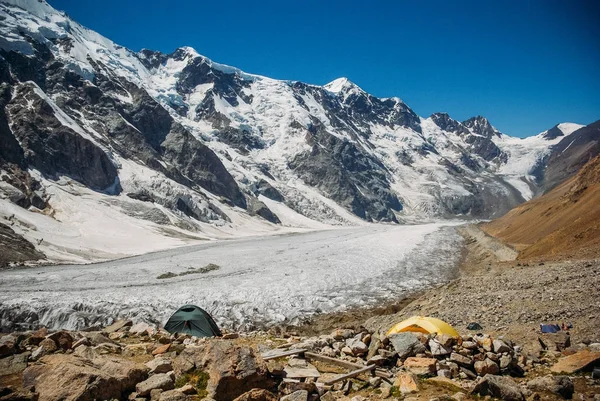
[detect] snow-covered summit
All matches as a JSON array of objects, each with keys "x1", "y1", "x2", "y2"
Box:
[{"x1": 324, "y1": 77, "x2": 364, "y2": 95}]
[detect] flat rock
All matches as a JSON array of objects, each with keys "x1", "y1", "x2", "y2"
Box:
[
  {"x1": 474, "y1": 358, "x2": 500, "y2": 376},
  {"x1": 0, "y1": 352, "x2": 29, "y2": 376},
  {"x1": 284, "y1": 362, "x2": 320, "y2": 378},
  {"x1": 104, "y1": 320, "x2": 133, "y2": 334},
  {"x1": 280, "y1": 390, "x2": 308, "y2": 401},
  {"x1": 388, "y1": 332, "x2": 421, "y2": 359},
  {"x1": 527, "y1": 375, "x2": 574, "y2": 399},
  {"x1": 550, "y1": 350, "x2": 600, "y2": 373},
  {"x1": 232, "y1": 389, "x2": 278, "y2": 401},
  {"x1": 153, "y1": 343, "x2": 171, "y2": 355},
  {"x1": 136, "y1": 373, "x2": 174, "y2": 397},
  {"x1": 492, "y1": 339, "x2": 511, "y2": 354},
  {"x1": 404, "y1": 357, "x2": 437, "y2": 375},
  {"x1": 146, "y1": 357, "x2": 173, "y2": 374}
]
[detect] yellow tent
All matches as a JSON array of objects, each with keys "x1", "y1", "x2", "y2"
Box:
[{"x1": 386, "y1": 316, "x2": 459, "y2": 337}]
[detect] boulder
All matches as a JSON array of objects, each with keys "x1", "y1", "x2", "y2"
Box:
[
  {"x1": 429, "y1": 339, "x2": 452, "y2": 356},
  {"x1": 136, "y1": 373, "x2": 175, "y2": 397},
  {"x1": 527, "y1": 375, "x2": 574, "y2": 399},
  {"x1": 31, "y1": 338, "x2": 57, "y2": 361},
  {"x1": 173, "y1": 340, "x2": 276, "y2": 401},
  {"x1": 0, "y1": 352, "x2": 29, "y2": 376},
  {"x1": 450, "y1": 352, "x2": 473, "y2": 367},
  {"x1": 331, "y1": 329, "x2": 354, "y2": 340},
  {"x1": 146, "y1": 357, "x2": 173, "y2": 374},
  {"x1": 474, "y1": 358, "x2": 500, "y2": 376},
  {"x1": 403, "y1": 357, "x2": 437, "y2": 376},
  {"x1": 280, "y1": 390, "x2": 308, "y2": 401},
  {"x1": 345, "y1": 339, "x2": 368, "y2": 356},
  {"x1": 471, "y1": 374, "x2": 524, "y2": 401},
  {"x1": 232, "y1": 389, "x2": 278, "y2": 401},
  {"x1": 492, "y1": 339, "x2": 512, "y2": 354},
  {"x1": 103, "y1": 319, "x2": 133, "y2": 334},
  {"x1": 22, "y1": 353, "x2": 148, "y2": 401},
  {"x1": 550, "y1": 350, "x2": 600, "y2": 374},
  {"x1": 0, "y1": 336, "x2": 16, "y2": 358},
  {"x1": 393, "y1": 373, "x2": 420, "y2": 394},
  {"x1": 388, "y1": 333, "x2": 422, "y2": 359},
  {"x1": 46, "y1": 331, "x2": 73, "y2": 351}
]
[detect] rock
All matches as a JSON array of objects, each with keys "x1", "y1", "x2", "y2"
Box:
[
  {"x1": 541, "y1": 333, "x2": 571, "y2": 351},
  {"x1": 474, "y1": 358, "x2": 500, "y2": 376},
  {"x1": 367, "y1": 355, "x2": 384, "y2": 366},
  {"x1": 280, "y1": 390, "x2": 308, "y2": 401},
  {"x1": 368, "y1": 377, "x2": 382, "y2": 387},
  {"x1": 46, "y1": 331, "x2": 73, "y2": 351},
  {"x1": 0, "y1": 352, "x2": 29, "y2": 376},
  {"x1": 480, "y1": 337, "x2": 493, "y2": 352},
  {"x1": 341, "y1": 346, "x2": 353, "y2": 355},
  {"x1": 284, "y1": 360, "x2": 320, "y2": 378},
  {"x1": 450, "y1": 352, "x2": 473, "y2": 367},
  {"x1": 426, "y1": 376, "x2": 464, "y2": 392},
  {"x1": 84, "y1": 332, "x2": 117, "y2": 346},
  {"x1": 222, "y1": 333, "x2": 239, "y2": 339},
  {"x1": 462, "y1": 341, "x2": 478, "y2": 349},
  {"x1": 158, "y1": 389, "x2": 190, "y2": 401},
  {"x1": 173, "y1": 340, "x2": 275, "y2": 401},
  {"x1": 153, "y1": 343, "x2": 171, "y2": 355},
  {"x1": 104, "y1": 319, "x2": 133, "y2": 334},
  {"x1": 394, "y1": 373, "x2": 420, "y2": 394},
  {"x1": 278, "y1": 381, "x2": 317, "y2": 396},
  {"x1": 93, "y1": 342, "x2": 122, "y2": 355},
  {"x1": 0, "y1": 336, "x2": 16, "y2": 358},
  {"x1": 550, "y1": 350, "x2": 600, "y2": 373},
  {"x1": 22, "y1": 353, "x2": 148, "y2": 401},
  {"x1": 492, "y1": 339, "x2": 512, "y2": 354},
  {"x1": 130, "y1": 322, "x2": 153, "y2": 336},
  {"x1": 146, "y1": 357, "x2": 173, "y2": 374},
  {"x1": 71, "y1": 337, "x2": 90, "y2": 349},
  {"x1": 345, "y1": 338, "x2": 368, "y2": 355},
  {"x1": 429, "y1": 339, "x2": 452, "y2": 356},
  {"x1": 452, "y1": 392, "x2": 466, "y2": 401},
  {"x1": 459, "y1": 367, "x2": 477, "y2": 380},
  {"x1": 136, "y1": 373, "x2": 175, "y2": 397},
  {"x1": 499, "y1": 354, "x2": 512, "y2": 369},
  {"x1": 266, "y1": 360, "x2": 286, "y2": 377},
  {"x1": 31, "y1": 338, "x2": 58, "y2": 361},
  {"x1": 319, "y1": 392, "x2": 337, "y2": 401},
  {"x1": 404, "y1": 357, "x2": 437, "y2": 376},
  {"x1": 179, "y1": 384, "x2": 195, "y2": 395},
  {"x1": 232, "y1": 389, "x2": 278, "y2": 401},
  {"x1": 527, "y1": 375, "x2": 574, "y2": 399},
  {"x1": 437, "y1": 369, "x2": 452, "y2": 378},
  {"x1": 471, "y1": 374, "x2": 524, "y2": 401},
  {"x1": 366, "y1": 335, "x2": 381, "y2": 360},
  {"x1": 388, "y1": 332, "x2": 422, "y2": 359},
  {"x1": 331, "y1": 329, "x2": 354, "y2": 340}
]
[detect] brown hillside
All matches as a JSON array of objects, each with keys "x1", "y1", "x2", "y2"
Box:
[{"x1": 482, "y1": 155, "x2": 600, "y2": 260}]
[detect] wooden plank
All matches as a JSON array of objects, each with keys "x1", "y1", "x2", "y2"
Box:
[
  {"x1": 261, "y1": 348, "x2": 307, "y2": 361},
  {"x1": 323, "y1": 364, "x2": 376, "y2": 385},
  {"x1": 304, "y1": 352, "x2": 364, "y2": 370}
]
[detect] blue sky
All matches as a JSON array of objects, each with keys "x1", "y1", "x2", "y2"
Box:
[{"x1": 49, "y1": 0, "x2": 599, "y2": 137}]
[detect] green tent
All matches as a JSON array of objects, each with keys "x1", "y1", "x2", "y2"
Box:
[{"x1": 164, "y1": 305, "x2": 222, "y2": 338}]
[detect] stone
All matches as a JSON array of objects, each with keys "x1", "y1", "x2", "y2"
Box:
[
  {"x1": 550, "y1": 350, "x2": 600, "y2": 373},
  {"x1": 429, "y1": 339, "x2": 452, "y2": 356},
  {"x1": 84, "y1": 332, "x2": 117, "y2": 346},
  {"x1": 153, "y1": 343, "x2": 171, "y2": 355},
  {"x1": 0, "y1": 352, "x2": 29, "y2": 376},
  {"x1": 499, "y1": 354, "x2": 512, "y2": 369},
  {"x1": 179, "y1": 384, "x2": 195, "y2": 395},
  {"x1": 452, "y1": 392, "x2": 466, "y2": 401},
  {"x1": 0, "y1": 338, "x2": 16, "y2": 358},
  {"x1": 31, "y1": 338, "x2": 58, "y2": 361},
  {"x1": 331, "y1": 329, "x2": 354, "y2": 340},
  {"x1": 388, "y1": 332, "x2": 422, "y2": 359},
  {"x1": 368, "y1": 377, "x2": 382, "y2": 387},
  {"x1": 222, "y1": 333, "x2": 239, "y2": 339},
  {"x1": 426, "y1": 377, "x2": 464, "y2": 392},
  {"x1": 158, "y1": 389, "x2": 190, "y2": 401},
  {"x1": 136, "y1": 373, "x2": 175, "y2": 397},
  {"x1": 46, "y1": 331, "x2": 73, "y2": 350},
  {"x1": 233, "y1": 389, "x2": 278, "y2": 401},
  {"x1": 435, "y1": 334, "x2": 455, "y2": 347},
  {"x1": 462, "y1": 341, "x2": 478, "y2": 349},
  {"x1": 319, "y1": 392, "x2": 337, "y2": 401},
  {"x1": 404, "y1": 357, "x2": 437, "y2": 376},
  {"x1": 480, "y1": 337, "x2": 493, "y2": 352},
  {"x1": 284, "y1": 361, "x2": 320, "y2": 378},
  {"x1": 527, "y1": 375, "x2": 574, "y2": 399},
  {"x1": 366, "y1": 335, "x2": 381, "y2": 360},
  {"x1": 146, "y1": 357, "x2": 173, "y2": 374},
  {"x1": 130, "y1": 322, "x2": 153, "y2": 336},
  {"x1": 93, "y1": 342, "x2": 122, "y2": 355},
  {"x1": 471, "y1": 374, "x2": 524, "y2": 401},
  {"x1": 394, "y1": 373, "x2": 420, "y2": 394},
  {"x1": 541, "y1": 333, "x2": 571, "y2": 351},
  {"x1": 474, "y1": 358, "x2": 500, "y2": 376},
  {"x1": 266, "y1": 360, "x2": 286, "y2": 377},
  {"x1": 345, "y1": 338, "x2": 368, "y2": 355},
  {"x1": 22, "y1": 353, "x2": 148, "y2": 401},
  {"x1": 173, "y1": 340, "x2": 276, "y2": 401},
  {"x1": 459, "y1": 367, "x2": 477, "y2": 380},
  {"x1": 437, "y1": 369, "x2": 452, "y2": 378},
  {"x1": 341, "y1": 346, "x2": 353, "y2": 355},
  {"x1": 450, "y1": 352, "x2": 473, "y2": 366},
  {"x1": 280, "y1": 390, "x2": 308, "y2": 401},
  {"x1": 492, "y1": 339, "x2": 512, "y2": 354},
  {"x1": 72, "y1": 337, "x2": 90, "y2": 349},
  {"x1": 367, "y1": 355, "x2": 384, "y2": 365}
]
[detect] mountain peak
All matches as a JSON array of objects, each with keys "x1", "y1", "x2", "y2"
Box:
[
  {"x1": 463, "y1": 116, "x2": 502, "y2": 138},
  {"x1": 324, "y1": 77, "x2": 363, "y2": 95}
]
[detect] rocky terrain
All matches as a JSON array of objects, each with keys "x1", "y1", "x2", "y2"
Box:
[
  {"x1": 0, "y1": 0, "x2": 597, "y2": 265},
  {"x1": 1, "y1": 316, "x2": 599, "y2": 401}
]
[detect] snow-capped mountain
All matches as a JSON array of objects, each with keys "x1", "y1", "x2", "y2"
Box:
[{"x1": 0, "y1": 0, "x2": 594, "y2": 262}]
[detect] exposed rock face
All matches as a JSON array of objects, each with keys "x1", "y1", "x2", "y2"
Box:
[
  {"x1": 173, "y1": 341, "x2": 275, "y2": 401},
  {"x1": 0, "y1": 223, "x2": 45, "y2": 268},
  {"x1": 22, "y1": 354, "x2": 148, "y2": 401}
]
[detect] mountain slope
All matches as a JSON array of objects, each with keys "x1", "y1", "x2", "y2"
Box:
[
  {"x1": 0, "y1": 0, "x2": 595, "y2": 262},
  {"x1": 483, "y1": 155, "x2": 600, "y2": 260}
]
